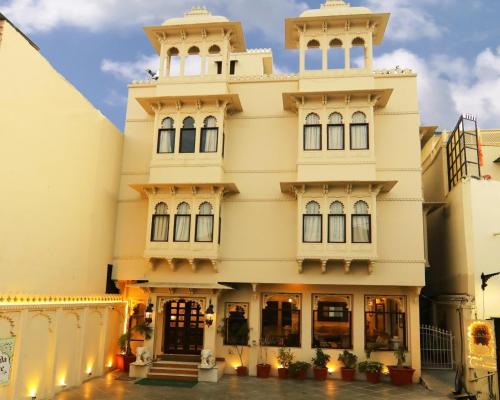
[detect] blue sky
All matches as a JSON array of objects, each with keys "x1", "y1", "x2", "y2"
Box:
[{"x1": 1, "y1": 0, "x2": 499, "y2": 132}]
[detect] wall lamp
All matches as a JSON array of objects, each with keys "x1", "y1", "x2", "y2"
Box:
[{"x1": 205, "y1": 300, "x2": 214, "y2": 327}]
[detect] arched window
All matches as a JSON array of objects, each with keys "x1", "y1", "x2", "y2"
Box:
[
  {"x1": 328, "y1": 38, "x2": 344, "y2": 69},
  {"x1": 151, "y1": 202, "x2": 169, "y2": 242},
  {"x1": 185, "y1": 46, "x2": 201, "y2": 76},
  {"x1": 208, "y1": 45, "x2": 221, "y2": 54},
  {"x1": 195, "y1": 202, "x2": 214, "y2": 242},
  {"x1": 157, "y1": 117, "x2": 175, "y2": 153},
  {"x1": 305, "y1": 39, "x2": 322, "y2": 70},
  {"x1": 350, "y1": 37, "x2": 365, "y2": 69},
  {"x1": 174, "y1": 202, "x2": 191, "y2": 242},
  {"x1": 328, "y1": 201, "x2": 345, "y2": 243},
  {"x1": 167, "y1": 47, "x2": 180, "y2": 76},
  {"x1": 180, "y1": 117, "x2": 196, "y2": 153},
  {"x1": 303, "y1": 201, "x2": 322, "y2": 243},
  {"x1": 304, "y1": 113, "x2": 321, "y2": 151},
  {"x1": 200, "y1": 116, "x2": 218, "y2": 153},
  {"x1": 327, "y1": 112, "x2": 344, "y2": 150},
  {"x1": 350, "y1": 111, "x2": 369, "y2": 150},
  {"x1": 352, "y1": 200, "x2": 371, "y2": 243}
]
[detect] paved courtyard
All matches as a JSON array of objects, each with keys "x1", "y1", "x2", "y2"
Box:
[{"x1": 54, "y1": 372, "x2": 449, "y2": 400}]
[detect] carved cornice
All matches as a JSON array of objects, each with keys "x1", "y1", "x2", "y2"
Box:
[{"x1": 0, "y1": 294, "x2": 124, "y2": 308}]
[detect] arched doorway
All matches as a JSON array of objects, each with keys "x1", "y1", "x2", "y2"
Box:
[{"x1": 163, "y1": 299, "x2": 205, "y2": 355}]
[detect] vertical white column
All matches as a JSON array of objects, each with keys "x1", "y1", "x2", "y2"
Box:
[
  {"x1": 365, "y1": 34, "x2": 373, "y2": 71},
  {"x1": 322, "y1": 39, "x2": 328, "y2": 71},
  {"x1": 76, "y1": 307, "x2": 88, "y2": 383},
  {"x1": 96, "y1": 306, "x2": 110, "y2": 376},
  {"x1": 345, "y1": 43, "x2": 351, "y2": 70},
  {"x1": 248, "y1": 289, "x2": 260, "y2": 376},
  {"x1": 10, "y1": 309, "x2": 28, "y2": 400},
  {"x1": 299, "y1": 35, "x2": 305, "y2": 73},
  {"x1": 408, "y1": 290, "x2": 422, "y2": 382},
  {"x1": 46, "y1": 308, "x2": 62, "y2": 399}
]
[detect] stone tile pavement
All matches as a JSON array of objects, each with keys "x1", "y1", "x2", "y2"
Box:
[{"x1": 54, "y1": 372, "x2": 450, "y2": 400}]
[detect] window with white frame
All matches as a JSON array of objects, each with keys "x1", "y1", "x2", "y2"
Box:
[
  {"x1": 303, "y1": 201, "x2": 322, "y2": 243},
  {"x1": 195, "y1": 202, "x2": 214, "y2": 242},
  {"x1": 174, "y1": 202, "x2": 191, "y2": 242},
  {"x1": 328, "y1": 201, "x2": 345, "y2": 243},
  {"x1": 350, "y1": 111, "x2": 369, "y2": 150},
  {"x1": 200, "y1": 116, "x2": 218, "y2": 153},
  {"x1": 158, "y1": 117, "x2": 175, "y2": 153},
  {"x1": 151, "y1": 202, "x2": 169, "y2": 242},
  {"x1": 303, "y1": 113, "x2": 321, "y2": 150},
  {"x1": 352, "y1": 200, "x2": 371, "y2": 243},
  {"x1": 327, "y1": 112, "x2": 344, "y2": 150},
  {"x1": 180, "y1": 117, "x2": 196, "y2": 153}
]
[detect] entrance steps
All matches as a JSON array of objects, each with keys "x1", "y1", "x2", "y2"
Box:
[{"x1": 148, "y1": 354, "x2": 200, "y2": 381}]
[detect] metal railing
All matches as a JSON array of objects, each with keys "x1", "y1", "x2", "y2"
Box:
[{"x1": 420, "y1": 325, "x2": 454, "y2": 369}]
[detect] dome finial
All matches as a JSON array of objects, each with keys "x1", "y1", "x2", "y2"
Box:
[{"x1": 184, "y1": 6, "x2": 211, "y2": 18}]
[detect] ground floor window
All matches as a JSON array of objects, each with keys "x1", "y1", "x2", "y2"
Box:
[
  {"x1": 261, "y1": 293, "x2": 301, "y2": 347},
  {"x1": 223, "y1": 302, "x2": 249, "y2": 345},
  {"x1": 365, "y1": 295, "x2": 406, "y2": 350},
  {"x1": 312, "y1": 294, "x2": 352, "y2": 349}
]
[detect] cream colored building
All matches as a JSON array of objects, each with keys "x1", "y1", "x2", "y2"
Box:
[
  {"x1": 114, "y1": 1, "x2": 425, "y2": 381},
  {"x1": 0, "y1": 13, "x2": 126, "y2": 400},
  {"x1": 421, "y1": 125, "x2": 500, "y2": 396}
]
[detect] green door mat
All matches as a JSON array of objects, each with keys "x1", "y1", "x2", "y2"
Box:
[{"x1": 135, "y1": 378, "x2": 198, "y2": 388}]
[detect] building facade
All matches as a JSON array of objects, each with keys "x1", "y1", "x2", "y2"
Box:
[
  {"x1": 0, "y1": 14, "x2": 126, "y2": 400},
  {"x1": 114, "y1": 0, "x2": 425, "y2": 380},
  {"x1": 421, "y1": 124, "x2": 500, "y2": 396}
]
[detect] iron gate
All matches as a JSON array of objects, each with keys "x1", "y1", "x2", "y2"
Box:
[{"x1": 420, "y1": 325, "x2": 454, "y2": 369}]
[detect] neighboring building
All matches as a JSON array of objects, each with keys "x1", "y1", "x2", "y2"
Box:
[
  {"x1": 114, "y1": 1, "x2": 425, "y2": 380},
  {"x1": 421, "y1": 124, "x2": 500, "y2": 396},
  {"x1": 0, "y1": 14, "x2": 125, "y2": 400}
]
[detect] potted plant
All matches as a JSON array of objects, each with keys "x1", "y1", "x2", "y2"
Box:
[
  {"x1": 388, "y1": 347, "x2": 415, "y2": 385},
  {"x1": 338, "y1": 350, "x2": 357, "y2": 381},
  {"x1": 256, "y1": 340, "x2": 271, "y2": 378},
  {"x1": 358, "y1": 344, "x2": 383, "y2": 383},
  {"x1": 217, "y1": 317, "x2": 250, "y2": 376},
  {"x1": 277, "y1": 347, "x2": 294, "y2": 379},
  {"x1": 288, "y1": 361, "x2": 311, "y2": 380},
  {"x1": 311, "y1": 348, "x2": 330, "y2": 381}
]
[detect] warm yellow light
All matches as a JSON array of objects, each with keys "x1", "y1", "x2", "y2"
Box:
[
  {"x1": 86, "y1": 365, "x2": 93, "y2": 375},
  {"x1": 328, "y1": 368, "x2": 334, "y2": 373},
  {"x1": 29, "y1": 388, "x2": 37, "y2": 398},
  {"x1": 107, "y1": 360, "x2": 113, "y2": 368},
  {"x1": 381, "y1": 365, "x2": 390, "y2": 375},
  {"x1": 59, "y1": 377, "x2": 66, "y2": 387}
]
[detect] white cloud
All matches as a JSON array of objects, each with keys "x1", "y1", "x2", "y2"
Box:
[
  {"x1": 0, "y1": 0, "x2": 307, "y2": 40},
  {"x1": 103, "y1": 89, "x2": 127, "y2": 107},
  {"x1": 101, "y1": 54, "x2": 158, "y2": 82},
  {"x1": 372, "y1": 47, "x2": 500, "y2": 129},
  {"x1": 365, "y1": 0, "x2": 444, "y2": 41}
]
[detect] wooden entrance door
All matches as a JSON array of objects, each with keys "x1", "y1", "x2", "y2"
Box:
[{"x1": 163, "y1": 299, "x2": 204, "y2": 355}]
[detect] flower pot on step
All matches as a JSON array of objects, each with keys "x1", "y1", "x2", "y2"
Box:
[
  {"x1": 278, "y1": 367, "x2": 289, "y2": 379},
  {"x1": 257, "y1": 364, "x2": 271, "y2": 378},
  {"x1": 388, "y1": 366, "x2": 415, "y2": 385},
  {"x1": 340, "y1": 367, "x2": 355, "y2": 381},
  {"x1": 365, "y1": 370, "x2": 381, "y2": 384},
  {"x1": 313, "y1": 367, "x2": 328, "y2": 381},
  {"x1": 236, "y1": 366, "x2": 248, "y2": 376}
]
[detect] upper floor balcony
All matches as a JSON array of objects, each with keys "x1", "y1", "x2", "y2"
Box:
[
  {"x1": 130, "y1": 182, "x2": 238, "y2": 272},
  {"x1": 281, "y1": 179, "x2": 396, "y2": 274}
]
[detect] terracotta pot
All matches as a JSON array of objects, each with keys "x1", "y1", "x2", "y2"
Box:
[
  {"x1": 115, "y1": 354, "x2": 135, "y2": 373},
  {"x1": 340, "y1": 367, "x2": 355, "y2": 381},
  {"x1": 278, "y1": 367, "x2": 289, "y2": 379},
  {"x1": 365, "y1": 370, "x2": 381, "y2": 384},
  {"x1": 257, "y1": 364, "x2": 271, "y2": 378},
  {"x1": 313, "y1": 367, "x2": 328, "y2": 381},
  {"x1": 292, "y1": 368, "x2": 308, "y2": 380},
  {"x1": 236, "y1": 366, "x2": 248, "y2": 376},
  {"x1": 388, "y1": 366, "x2": 415, "y2": 385}
]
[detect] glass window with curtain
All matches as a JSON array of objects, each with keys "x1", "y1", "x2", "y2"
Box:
[
  {"x1": 352, "y1": 200, "x2": 371, "y2": 243},
  {"x1": 195, "y1": 202, "x2": 214, "y2": 242},
  {"x1": 365, "y1": 296, "x2": 406, "y2": 350},
  {"x1": 158, "y1": 117, "x2": 175, "y2": 153},
  {"x1": 224, "y1": 303, "x2": 249, "y2": 345},
  {"x1": 327, "y1": 112, "x2": 344, "y2": 150},
  {"x1": 174, "y1": 202, "x2": 191, "y2": 242},
  {"x1": 328, "y1": 201, "x2": 345, "y2": 243},
  {"x1": 180, "y1": 117, "x2": 196, "y2": 153},
  {"x1": 350, "y1": 111, "x2": 369, "y2": 150},
  {"x1": 303, "y1": 201, "x2": 322, "y2": 243},
  {"x1": 151, "y1": 202, "x2": 169, "y2": 242},
  {"x1": 261, "y1": 293, "x2": 301, "y2": 347},
  {"x1": 200, "y1": 116, "x2": 218, "y2": 153},
  {"x1": 303, "y1": 113, "x2": 321, "y2": 150},
  {"x1": 312, "y1": 294, "x2": 352, "y2": 349}
]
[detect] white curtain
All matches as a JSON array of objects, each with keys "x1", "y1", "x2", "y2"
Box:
[
  {"x1": 328, "y1": 112, "x2": 343, "y2": 150},
  {"x1": 152, "y1": 203, "x2": 168, "y2": 241},
  {"x1": 158, "y1": 129, "x2": 175, "y2": 153},
  {"x1": 352, "y1": 216, "x2": 370, "y2": 242},
  {"x1": 329, "y1": 215, "x2": 345, "y2": 242},
  {"x1": 175, "y1": 202, "x2": 191, "y2": 241},
  {"x1": 201, "y1": 116, "x2": 218, "y2": 152},
  {"x1": 304, "y1": 215, "x2": 321, "y2": 242},
  {"x1": 304, "y1": 113, "x2": 321, "y2": 150},
  {"x1": 196, "y1": 202, "x2": 214, "y2": 241},
  {"x1": 351, "y1": 112, "x2": 368, "y2": 149}
]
